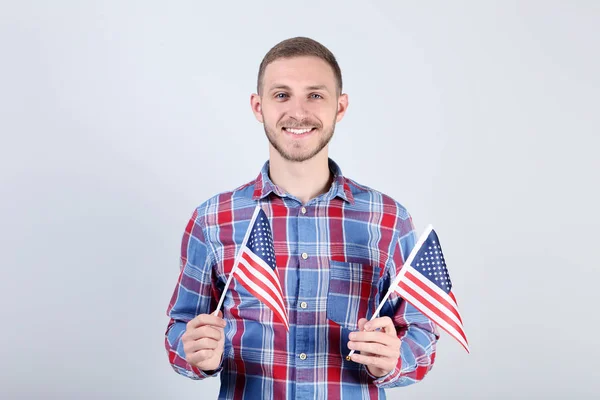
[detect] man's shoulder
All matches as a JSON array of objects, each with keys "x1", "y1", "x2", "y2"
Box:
[
  {"x1": 344, "y1": 176, "x2": 412, "y2": 222},
  {"x1": 190, "y1": 177, "x2": 258, "y2": 224}
]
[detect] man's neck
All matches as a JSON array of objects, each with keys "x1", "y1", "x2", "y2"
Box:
[{"x1": 267, "y1": 148, "x2": 333, "y2": 205}]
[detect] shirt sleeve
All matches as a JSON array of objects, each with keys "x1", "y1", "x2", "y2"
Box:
[
  {"x1": 164, "y1": 208, "x2": 223, "y2": 380},
  {"x1": 369, "y1": 215, "x2": 440, "y2": 389}
]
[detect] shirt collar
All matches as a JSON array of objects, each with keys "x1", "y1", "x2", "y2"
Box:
[{"x1": 252, "y1": 158, "x2": 355, "y2": 204}]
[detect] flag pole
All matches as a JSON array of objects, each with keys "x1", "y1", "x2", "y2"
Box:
[
  {"x1": 346, "y1": 225, "x2": 434, "y2": 360},
  {"x1": 213, "y1": 205, "x2": 262, "y2": 316}
]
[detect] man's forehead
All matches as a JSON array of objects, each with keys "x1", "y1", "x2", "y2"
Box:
[{"x1": 263, "y1": 56, "x2": 336, "y2": 91}]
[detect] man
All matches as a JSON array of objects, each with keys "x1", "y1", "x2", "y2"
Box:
[{"x1": 165, "y1": 37, "x2": 439, "y2": 399}]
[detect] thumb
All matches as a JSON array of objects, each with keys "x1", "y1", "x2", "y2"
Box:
[
  {"x1": 217, "y1": 310, "x2": 225, "y2": 327},
  {"x1": 357, "y1": 318, "x2": 368, "y2": 331},
  {"x1": 216, "y1": 310, "x2": 225, "y2": 336}
]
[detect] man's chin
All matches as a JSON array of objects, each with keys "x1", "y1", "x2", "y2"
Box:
[
  {"x1": 276, "y1": 145, "x2": 328, "y2": 163},
  {"x1": 278, "y1": 152, "x2": 315, "y2": 163}
]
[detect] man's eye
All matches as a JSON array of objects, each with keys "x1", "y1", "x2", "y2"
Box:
[
  {"x1": 310, "y1": 93, "x2": 323, "y2": 99},
  {"x1": 275, "y1": 93, "x2": 288, "y2": 99}
]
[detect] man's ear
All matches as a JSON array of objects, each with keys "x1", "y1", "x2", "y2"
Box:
[
  {"x1": 336, "y1": 93, "x2": 349, "y2": 123},
  {"x1": 250, "y1": 93, "x2": 264, "y2": 123}
]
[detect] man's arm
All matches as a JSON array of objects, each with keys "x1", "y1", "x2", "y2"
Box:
[{"x1": 164, "y1": 208, "x2": 224, "y2": 380}]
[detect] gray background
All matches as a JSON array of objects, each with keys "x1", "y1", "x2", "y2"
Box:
[{"x1": 1, "y1": 1, "x2": 598, "y2": 399}]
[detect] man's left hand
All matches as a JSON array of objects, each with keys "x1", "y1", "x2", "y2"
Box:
[{"x1": 347, "y1": 316, "x2": 401, "y2": 378}]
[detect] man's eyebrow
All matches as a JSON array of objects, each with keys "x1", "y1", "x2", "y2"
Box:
[
  {"x1": 305, "y1": 85, "x2": 329, "y2": 92},
  {"x1": 268, "y1": 84, "x2": 292, "y2": 92},
  {"x1": 268, "y1": 84, "x2": 331, "y2": 93}
]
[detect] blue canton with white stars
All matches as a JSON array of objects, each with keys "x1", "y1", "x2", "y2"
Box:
[
  {"x1": 246, "y1": 209, "x2": 276, "y2": 270},
  {"x1": 412, "y1": 230, "x2": 452, "y2": 293}
]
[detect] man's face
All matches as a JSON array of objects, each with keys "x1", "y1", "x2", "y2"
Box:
[{"x1": 251, "y1": 56, "x2": 348, "y2": 162}]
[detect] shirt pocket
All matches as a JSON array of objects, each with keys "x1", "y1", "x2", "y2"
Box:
[{"x1": 326, "y1": 260, "x2": 382, "y2": 331}]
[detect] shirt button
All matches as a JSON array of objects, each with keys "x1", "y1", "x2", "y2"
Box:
[
  {"x1": 300, "y1": 301, "x2": 307, "y2": 309},
  {"x1": 301, "y1": 252, "x2": 308, "y2": 260},
  {"x1": 299, "y1": 353, "x2": 307, "y2": 360},
  {"x1": 301, "y1": 207, "x2": 307, "y2": 214}
]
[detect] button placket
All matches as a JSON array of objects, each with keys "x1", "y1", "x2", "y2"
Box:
[{"x1": 296, "y1": 204, "x2": 314, "y2": 383}]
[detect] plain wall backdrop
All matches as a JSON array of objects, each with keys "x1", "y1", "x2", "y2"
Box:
[{"x1": 1, "y1": 1, "x2": 598, "y2": 399}]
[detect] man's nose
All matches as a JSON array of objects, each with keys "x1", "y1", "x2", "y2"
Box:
[{"x1": 288, "y1": 97, "x2": 309, "y2": 120}]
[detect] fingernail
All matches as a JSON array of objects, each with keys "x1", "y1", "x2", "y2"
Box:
[
  {"x1": 364, "y1": 324, "x2": 371, "y2": 330},
  {"x1": 349, "y1": 333, "x2": 355, "y2": 340},
  {"x1": 347, "y1": 342, "x2": 354, "y2": 349}
]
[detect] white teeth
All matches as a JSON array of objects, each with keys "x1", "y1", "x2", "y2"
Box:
[{"x1": 285, "y1": 128, "x2": 313, "y2": 135}]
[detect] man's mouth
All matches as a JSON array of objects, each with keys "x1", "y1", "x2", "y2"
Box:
[{"x1": 282, "y1": 127, "x2": 316, "y2": 135}]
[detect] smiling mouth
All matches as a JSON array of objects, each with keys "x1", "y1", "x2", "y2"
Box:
[{"x1": 282, "y1": 127, "x2": 316, "y2": 135}]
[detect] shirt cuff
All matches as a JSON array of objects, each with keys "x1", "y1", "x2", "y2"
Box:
[
  {"x1": 365, "y1": 360, "x2": 403, "y2": 388},
  {"x1": 191, "y1": 364, "x2": 222, "y2": 378},
  {"x1": 190, "y1": 353, "x2": 224, "y2": 378}
]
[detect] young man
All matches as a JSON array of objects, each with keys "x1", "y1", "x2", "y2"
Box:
[{"x1": 165, "y1": 37, "x2": 439, "y2": 399}]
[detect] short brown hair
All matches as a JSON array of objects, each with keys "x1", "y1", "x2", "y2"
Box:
[{"x1": 257, "y1": 37, "x2": 342, "y2": 96}]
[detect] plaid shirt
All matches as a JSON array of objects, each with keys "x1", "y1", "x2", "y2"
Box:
[{"x1": 165, "y1": 159, "x2": 439, "y2": 399}]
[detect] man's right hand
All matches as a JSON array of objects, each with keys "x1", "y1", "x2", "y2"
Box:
[{"x1": 182, "y1": 311, "x2": 226, "y2": 372}]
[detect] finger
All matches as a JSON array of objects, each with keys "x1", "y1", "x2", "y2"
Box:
[
  {"x1": 187, "y1": 313, "x2": 226, "y2": 329},
  {"x1": 187, "y1": 349, "x2": 216, "y2": 365},
  {"x1": 363, "y1": 316, "x2": 396, "y2": 336},
  {"x1": 187, "y1": 313, "x2": 227, "y2": 329},
  {"x1": 350, "y1": 353, "x2": 394, "y2": 371},
  {"x1": 349, "y1": 331, "x2": 396, "y2": 347},
  {"x1": 185, "y1": 337, "x2": 220, "y2": 353},
  {"x1": 185, "y1": 325, "x2": 223, "y2": 341},
  {"x1": 347, "y1": 341, "x2": 398, "y2": 358}
]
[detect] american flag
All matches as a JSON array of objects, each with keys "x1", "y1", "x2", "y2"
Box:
[
  {"x1": 232, "y1": 207, "x2": 289, "y2": 331},
  {"x1": 393, "y1": 226, "x2": 469, "y2": 353}
]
